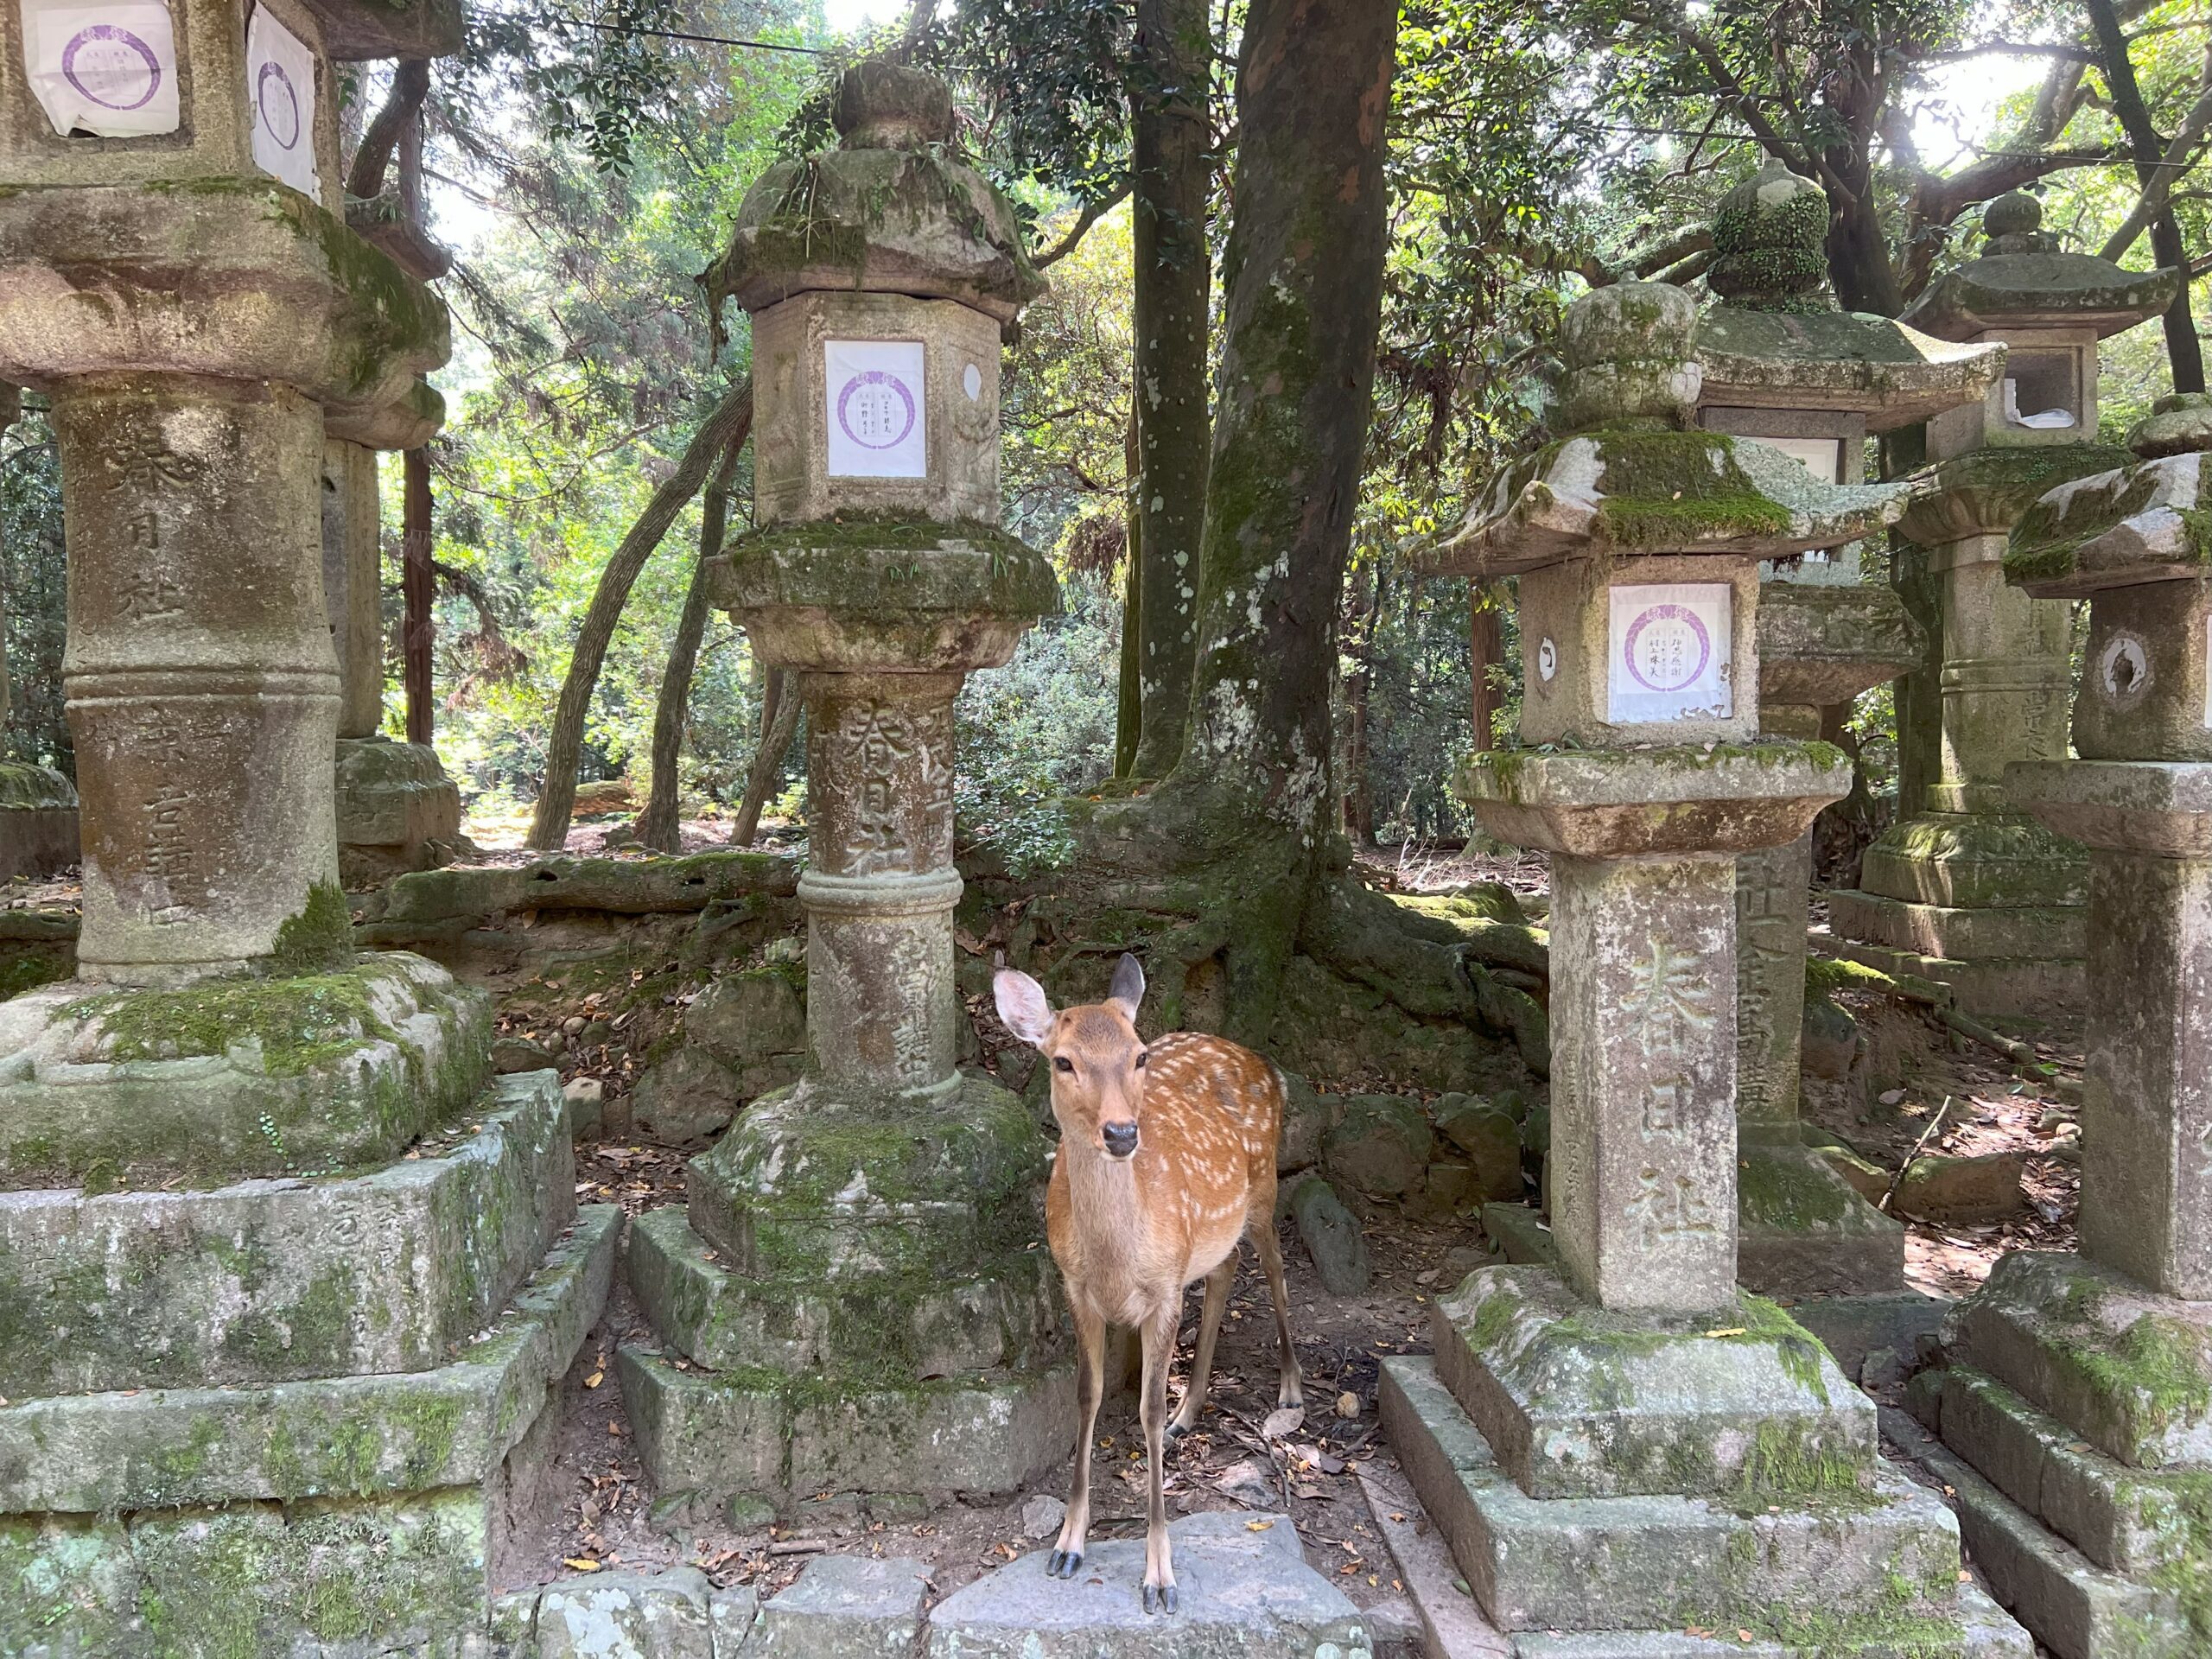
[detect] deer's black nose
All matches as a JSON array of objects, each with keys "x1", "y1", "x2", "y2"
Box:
[{"x1": 1102, "y1": 1122, "x2": 1140, "y2": 1159}]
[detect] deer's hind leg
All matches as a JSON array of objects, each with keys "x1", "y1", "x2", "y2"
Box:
[
  {"x1": 1169, "y1": 1255, "x2": 1235, "y2": 1438},
  {"x1": 1252, "y1": 1211, "x2": 1303, "y2": 1409}
]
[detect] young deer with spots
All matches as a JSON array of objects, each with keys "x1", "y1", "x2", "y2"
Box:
[{"x1": 994, "y1": 953, "x2": 1302, "y2": 1614}]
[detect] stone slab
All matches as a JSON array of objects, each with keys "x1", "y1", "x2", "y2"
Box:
[
  {"x1": 0, "y1": 1070, "x2": 572, "y2": 1395},
  {"x1": 0, "y1": 1205, "x2": 619, "y2": 1513},
  {"x1": 1822, "y1": 888, "x2": 2086, "y2": 959},
  {"x1": 1819, "y1": 935, "x2": 2083, "y2": 1021},
  {"x1": 0, "y1": 803, "x2": 77, "y2": 880},
  {"x1": 1945, "y1": 1250, "x2": 2212, "y2": 1471},
  {"x1": 683, "y1": 1075, "x2": 1049, "y2": 1281},
  {"x1": 1480, "y1": 1202, "x2": 1561, "y2": 1268},
  {"x1": 1431, "y1": 1267, "x2": 1874, "y2": 1501},
  {"x1": 1356, "y1": 1463, "x2": 1516, "y2": 1658},
  {"x1": 1885, "y1": 1406, "x2": 2193, "y2": 1659},
  {"x1": 335, "y1": 736, "x2": 464, "y2": 852},
  {"x1": 1789, "y1": 1291, "x2": 1948, "y2": 1383},
  {"x1": 1942, "y1": 1366, "x2": 2212, "y2": 1582},
  {"x1": 0, "y1": 951, "x2": 493, "y2": 1188},
  {"x1": 534, "y1": 1566, "x2": 716, "y2": 1659},
  {"x1": 753, "y1": 1553, "x2": 930, "y2": 1659},
  {"x1": 1735, "y1": 1140, "x2": 1905, "y2": 1300},
  {"x1": 1378, "y1": 1357, "x2": 1964, "y2": 1639},
  {"x1": 1512, "y1": 1588, "x2": 2030, "y2": 1658},
  {"x1": 924, "y1": 1510, "x2": 1373, "y2": 1657},
  {"x1": 627, "y1": 1205, "x2": 1065, "y2": 1380},
  {"x1": 619, "y1": 1344, "x2": 1074, "y2": 1511}
]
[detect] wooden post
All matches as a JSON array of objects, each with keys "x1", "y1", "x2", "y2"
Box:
[
  {"x1": 402, "y1": 445, "x2": 433, "y2": 747},
  {"x1": 1469, "y1": 582, "x2": 1503, "y2": 752}
]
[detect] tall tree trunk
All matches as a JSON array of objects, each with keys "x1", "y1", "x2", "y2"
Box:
[
  {"x1": 402, "y1": 446, "x2": 434, "y2": 747},
  {"x1": 527, "y1": 379, "x2": 753, "y2": 850},
  {"x1": 1824, "y1": 177, "x2": 1904, "y2": 317},
  {"x1": 1092, "y1": 0, "x2": 1398, "y2": 1039},
  {"x1": 1341, "y1": 563, "x2": 1379, "y2": 844},
  {"x1": 2087, "y1": 0, "x2": 2208, "y2": 393},
  {"x1": 346, "y1": 59, "x2": 430, "y2": 200},
  {"x1": 1468, "y1": 583, "x2": 1502, "y2": 753},
  {"x1": 731, "y1": 669, "x2": 799, "y2": 846},
  {"x1": 1125, "y1": 0, "x2": 1214, "y2": 778},
  {"x1": 1114, "y1": 400, "x2": 1143, "y2": 777},
  {"x1": 635, "y1": 437, "x2": 746, "y2": 852}
]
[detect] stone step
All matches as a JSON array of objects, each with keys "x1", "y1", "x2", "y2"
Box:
[
  {"x1": 1882, "y1": 1406, "x2": 2194, "y2": 1659},
  {"x1": 682, "y1": 1077, "x2": 1050, "y2": 1282},
  {"x1": 1511, "y1": 1586, "x2": 2030, "y2": 1657},
  {"x1": 1380, "y1": 1355, "x2": 1984, "y2": 1642},
  {"x1": 1945, "y1": 1249, "x2": 2212, "y2": 1471},
  {"x1": 1433, "y1": 1266, "x2": 1878, "y2": 1502},
  {"x1": 0, "y1": 1204, "x2": 618, "y2": 1516},
  {"x1": 0, "y1": 1070, "x2": 574, "y2": 1396},
  {"x1": 1942, "y1": 1366, "x2": 2211, "y2": 1582},
  {"x1": 627, "y1": 1205, "x2": 1065, "y2": 1379},
  {"x1": 618, "y1": 1342, "x2": 1072, "y2": 1517},
  {"x1": 0, "y1": 1206, "x2": 620, "y2": 1656},
  {"x1": 921, "y1": 1511, "x2": 1371, "y2": 1657}
]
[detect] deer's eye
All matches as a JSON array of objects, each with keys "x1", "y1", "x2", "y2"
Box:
[
  {"x1": 1054, "y1": 1056, "x2": 1075, "y2": 1073},
  {"x1": 1135, "y1": 1051, "x2": 1148, "y2": 1069}
]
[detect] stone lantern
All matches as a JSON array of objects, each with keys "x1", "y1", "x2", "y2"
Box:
[
  {"x1": 618, "y1": 62, "x2": 1073, "y2": 1516},
  {"x1": 0, "y1": 4, "x2": 609, "y2": 1648},
  {"x1": 1694, "y1": 161, "x2": 2001, "y2": 1298},
  {"x1": 1915, "y1": 393, "x2": 2212, "y2": 1656},
  {"x1": 1827, "y1": 193, "x2": 2180, "y2": 1015},
  {"x1": 1383, "y1": 282, "x2": 2031, "y2": 1654}
]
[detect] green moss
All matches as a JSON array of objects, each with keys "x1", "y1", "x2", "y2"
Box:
[
  {"x1": 1737, "y1": 1147, "x2": 1857, "y2": 1230},
  {"x1": 65, "y1": 968, "x2": 391, "y2": 1077},
  {"x1": 0, "y1": 761, "x2": 73, "y2": 810},
  {"x1": 1806, "y1": 954, "x2": 1895, "y2": 999},
  {"x1": 0, "y1": 947, "x2": 71, "y2": 1001},
  {"x1": 2074, "y1": 1314, "x2": 2212, "y2": 1442},
  {"x1": 269, "y1": 881, "x2": 356, "y2": 976}
]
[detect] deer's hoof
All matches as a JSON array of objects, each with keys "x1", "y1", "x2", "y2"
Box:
[
  {"x1": 1142, "y1": 1581, "x2": 1178, "y2": 1615},
  {"x1": 1165, "y1": 1419, "x2": 1192, "y2": 1441},
  {"x1": 1047, "y1": 1549, "x2": 1083, "y2": 1578}
]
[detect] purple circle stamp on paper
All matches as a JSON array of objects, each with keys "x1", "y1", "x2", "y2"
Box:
[
  {"x1": 836, "y1": 371, "x2": 918, "y2": 451},
  {"x1": 1622, "y1": 603, "x2": 1712, "y2": 694},
  {"x1": 257, "y1": 60, "x2": 302, "y2": 149},
  {"x1": 62, "y1": 24, "x2": 162, "y2": 111}
]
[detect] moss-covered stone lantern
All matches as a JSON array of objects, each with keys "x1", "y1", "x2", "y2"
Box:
[
  {"x1": 1694, "y1": 161, "x2": 2002, "y2": 1299},
  {"x1": 0, "y1": 5, "x2": 610, "y2": 1649},
  {"x1": 1913, "y1": 394, "x2": 2212, "y2": 1655},
  {"x1": 1827, "y1": 192, "x2": 2182, "y2": 1016},
  {"x1": 617, "y1": 61, "x2": 1072, "y2": 1518},
  {"x1": 1386, "y1": 281, "x2": 2031, "y2": 1654}
]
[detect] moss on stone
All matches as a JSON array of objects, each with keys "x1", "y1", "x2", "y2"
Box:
[
  {"x1": 65, "y1": 968, "x2": 392, "y2": 1077},
  {"x1": 269, "y1": 881, "x2": 357, "y2": 976},
  {"x1": 1585, "y1": 431, "x2": 1797, "y2": 549},
  {"x1": 1806, "y1": 955, "x2": 1895, "y2": 999}
]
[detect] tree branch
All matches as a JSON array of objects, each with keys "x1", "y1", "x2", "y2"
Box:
[
  {"x1": 2101, "y1": 40, "x2": 2212, "y2": 262},
  {"x1": 346, "y1": 59, "x2": 429, "y2": 201},
  {"x1": 1034, "y1": 180, "x2": 1133, "y2": 269}
]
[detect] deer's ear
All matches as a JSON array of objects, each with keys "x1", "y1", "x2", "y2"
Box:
[
  {"x1": 994, "y1": 969, "x2": 1055, "y2": 1048},
  {"x1": 1106, "y1": 952, "x2": 1146, "y2": 1022}
]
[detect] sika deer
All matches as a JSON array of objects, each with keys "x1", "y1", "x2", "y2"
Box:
[{"x1": 994, "y1": 952, "x2": 1302, "y2": 1614}]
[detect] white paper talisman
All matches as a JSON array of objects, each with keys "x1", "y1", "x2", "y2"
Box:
[
  {"x1": 1608, "y1": 582, "x2": 1733, "y2": 723},
  {"x1": 22, "y1": 0, "x2": 180, "y2": 137},
  {"x1": 824, "y1": 340, "x2": 927, "y2": 479},
  {"x1": 246, "y1": 5, "x2": 320, "y2": 200}
]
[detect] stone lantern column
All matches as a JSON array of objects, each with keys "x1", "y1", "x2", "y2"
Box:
[
  {"x1": 1827, "y1": 194, "x2": 2181, "y2": 1017},
  {"x1": 1380, "y1": 283, "x2": 2031, "y2": 1654},
  {"x1": 620, "y1": 62, "x2": 1074, "y2": 1518},
  {"x1": 1692, "y1": 159, "x2": 2002, "y2": 1296},
  {"x1": 0, "y1": 4, "x2": 609, "y2": 1652},
  {"x1": 1916, "y1": 395, "x2": 2212, "y2": 1656}
]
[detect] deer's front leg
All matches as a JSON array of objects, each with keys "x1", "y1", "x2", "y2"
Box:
[
  {"x1": 1137, "y1": 1300, "x2": 1180, "y2": 1613},
  {"x1": 1050, "y1": 1302, "x2": 1105, "y2": 1579}
]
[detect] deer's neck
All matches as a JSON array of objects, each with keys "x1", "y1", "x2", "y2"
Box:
[{"x1": 1064, "y1": 1140, "x2": 1151, "y2": 1263}]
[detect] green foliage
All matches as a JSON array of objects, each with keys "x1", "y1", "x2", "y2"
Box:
[
  {"x1": 0, "y1": 401, "x2": 69, "y2": 775},
  {"x1": 956, "y1": 576, "x2": 1120, "y2": 878}
]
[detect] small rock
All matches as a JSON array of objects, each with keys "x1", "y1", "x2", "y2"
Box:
[
  {"x1": 580, "y1": 1019, "x2": 613, "y2": 1046},
  {"x1": 686, "y1": 968, "x2": 806, "y2": 1067},
  {"x1": 563, "y1": 1014, "x2": 588, "y2": 1037},
  {"x1": 1214, "y1": 1459, "x2": 1277, "y2": 1507},
  {"x1": 2035, "y1": 1107, "x2": 2076, "y2": 1135},
  {"x1": 1896, "y1": 1150, "x2": 2026, "y2": 1226},
  {"x1": 1335, "y1": 1390, "x2": 1361, "y2": 1420},
  {"x1": 1441, "y1": 1243, "x2": 1494, "y2": 1281},
  {"x1": 1322, "y1": 1095, "x2": 1433, "y2": 1198},
  {"x1": 563, "y1": 1076, "x2": 605, "y2": 1141},
  {"x1": 1415, "y1": 1160, "x2": 1480, "y2": 1218},
  {"x1": 1860, "y1": 1345, "x2": 1909, "y2": 1393},
  {"x1": 1904, "y1": 1366, "x2": 1948, "y2": 1431},
  {"x1": 1020, "y1": 1492, "x2": 1067, "y2": 1541},
  {"x1": 1431, "y1": 1097, "x2": 1525, "y2": 1201},
  {"x1": 1878, "y1": 1088, "x2": 1906, "y2": 1106},
  {"x1": 1801, "y1": 996, "x2": 1860, "y2": 1080},
  {"x1": 1815, "y1": 1141, "x2": 1891, "y2": 1204},
  {"x1": 727, "y1": 1493, "x2": 777, "y2": 1531},
  {"x1": 1290, "y1": 1176, "x2": 1372, "y2": 1296},
  {"x1": 1520, "y1": 1100, "x2": 1550, "y2": 1157},
  {"x1": 492, "y1": 1036, "x2": 557, "y2": 1075},
  {"x1": 628, "y1": 1046, "x2": 741, "y2": 1150}
]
